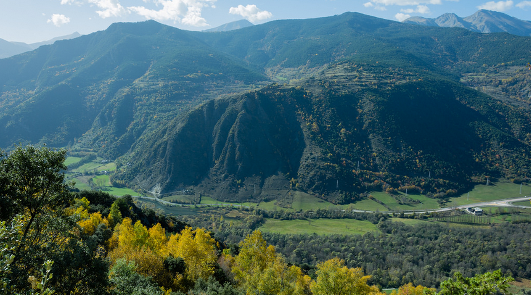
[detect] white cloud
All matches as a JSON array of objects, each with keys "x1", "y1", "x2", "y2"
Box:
[
  {"x1": 478, "y1": 0, "x2": 514, "y2": 11},
  {"x1": 128, "y1": 0, "x2": 216, "y2": 26},
  {"x1": 229, "y1": 4, "x2": 273, "y2": 23},
  {"x1": 401, "y1": 4, "x2": 430, "y2": 13},
  {"x1": 516, "y1": 1, "x2": 531, "y2": 8},
  {"x1": 47, "y1": 14, "x2": 71, "y2": 27},
  {"x1": 88, "y1": 0, "x2": 127, "y2": 18},
  {"x1": 61, "y1": 0, "x2": 83, "y2": 5},
  {"x1": 364, "y1": 2, "x2": 374, "y2": 7},
  {"x1": 395, "y1": 12, "x2": 411, "y2": 21}
]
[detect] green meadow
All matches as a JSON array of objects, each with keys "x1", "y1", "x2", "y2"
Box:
[
  {"x1": 259, "y1": 218, "x2": 379, "y2": 235},
  {"x1": 447, "y1": 182, "x2": 530, "y2": 206},
  {"x1": 64, "y1": 156, "x2": 82, "y2": 166}
]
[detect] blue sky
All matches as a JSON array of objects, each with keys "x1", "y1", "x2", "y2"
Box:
[{"x1": 1, "y1": 0, "x2": 531, "y2": 43}]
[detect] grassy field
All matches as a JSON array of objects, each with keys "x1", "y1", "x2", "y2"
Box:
[
  {"x1": 390, "y1": 218, "x2": 430, "y2": 226},
  {"x1": 369, "y1": 192, "x2": 439, "y2": 211},
  {"x1": 290, "y1": 191, "x2": 339, "y2": 210},
  {"x1": 72, "y1": 177, "x2": 91, "y2": 191},
  {"x1": 513, "y1": 200, "x2": 531, "y2": 207},
  {"x1": 352, "y1": 199, "x2": 388, "y2": 211},
  {"x1": 201, "y1": 196, "x2": 257, "y2": 207},
  {"x1": 93, "y1": 175, "x2": 111, "y2": 186},
  {"x1": 199, "y1": 191, "x2": 344, "y2": 212},
  {"x1": 105, "y1": 187, "x2": 138, "y2": 196},
  {"x1": 259, "y1": 218, "x2": 379, "y2": 235},
  {"x1": 448, "y1": 182, "x2": 530, "y2": 206},
  {"x1": 350, "y1": 182, "x2": 530, "y2": 212},
  {"x1": 407, "y1": 194, "x2": 440, "y2": 210},
  {"x1": 97, "y1": 163, "x2": 116, "y2": 172},
  {"x1": 64, "y1": 156, "x2": 82, "y2": 166}
]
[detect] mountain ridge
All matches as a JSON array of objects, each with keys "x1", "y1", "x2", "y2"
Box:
[
  {"x1": 403, "y1": 9, "x2": 531, "y2": 36},
  {"x1": 0, "y1": 32, "x2": 81, "y2": 59},
  {"x1": 0, "y1": 13, "x2": 530, "y2": 202},
  {"x1": 203, "y1": 19, "x2": 254, "y2": 32}
]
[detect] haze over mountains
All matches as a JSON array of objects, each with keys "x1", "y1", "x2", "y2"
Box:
[
  {"x1": 0, "y1": 32, "x2": 81, "y2": 59},
  {"x1": 1, "y1": 12, "x2": 530, "y2": 203},
  {"x1": 203, "y1": 19, "x2": 254, "y2": 32},
  {"x1": 404, "y1": 10, "x2": 531, "y2": 36}
]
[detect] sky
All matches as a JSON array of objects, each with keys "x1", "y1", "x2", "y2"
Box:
[{"x1": 1, "y1": 0, "x2": 531, "y2": 44}]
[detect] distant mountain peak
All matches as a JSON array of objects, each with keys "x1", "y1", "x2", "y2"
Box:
[
  {"x1": 0, "y1": 31, "x2": 83, "y2": 59},
  {"x1": 403, "y1": 9, "x2": 531, "y2": 36},
  {"x1": 204, "y1": 19, "x2": 254, "y2": 32}
]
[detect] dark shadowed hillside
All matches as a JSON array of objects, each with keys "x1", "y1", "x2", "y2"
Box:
[{"x1": 113, "y1": 61, "x2": 531, "y2": 202}]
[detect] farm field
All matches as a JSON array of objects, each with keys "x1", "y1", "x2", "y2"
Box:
[
  {"x1": 199, "y1": 193, "x2": 341, "y2": 211},
  {"x1": 65, "y1": 157, "x2": 137, "y2": 197},
  {"x1": 513, "y1": 200, "x2": 531, "y2": 207},
  {"x1": 352, "y1": 199, "x2": 388, "y2": 211},
  {"x1": 447, "y1": 182, "x2": 530, "y2": 206},
  {"x1": 259, "y1": 218, "x2": 379, "y2": 235},
  {"x1": 64, "y1": 156, "x2": 82, "y2": 166},
  {"x1": 290, "y1": 191, "x2": 339, "y2": 210}
]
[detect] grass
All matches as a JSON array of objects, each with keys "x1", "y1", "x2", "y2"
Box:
[
  {"x1": 72, "y1": 162, "x2": 104, "y2": 172},
  {"x1": 390, "y1": 218, "x2": 430, "y2": 226},
  {"x1": 370, "y1": 192, "x2": 439, "y2": 211},
  {"x1": 201, "y1": 196, "x2": 256, "y2": 207},
  {"x1": 407, "y1": 194, "x2": 440, "y2": 210},
  {"x1": 72, "y1": 177, "x2": 91, "y2": 191},
  {"x1": 513, "y1": 200, "x2": 531, "y2": 207},
  {"x1": 254, "y1": 200, "x2": 284, "y2": 211},
  {"x1": 352, "y1": 182, "x2": 530, "y2": 212},
  {"x1": 259, "y1": 218, "x2": 379, "y2": 235},
  {"x1": 448, "y1": 182, "x2": 530, "y2": 206},
  {"x1": 199, "y1": 192, "x2": 341, "y2": 211},
  {"x1": 97, "y1": 163, "x2": 116, "y2": 172},
  {"x1": 64, "y1": 157, "x2": 82, "y2": 166},
  {"x1": 93, "y1": 175, "x2": 111, "y2": 186},
  {"x1": 290, "y1": 191, "x2": 338, "y2": 210},
  {"x1": 105, "y1": 187, "x2": 138, "y2": 196},
  {"x1": 352, "y1": 199, "x2": 388, "y2": 212}
]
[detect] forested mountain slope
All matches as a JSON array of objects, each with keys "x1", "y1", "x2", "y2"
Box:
[
  {"x1": 115, "y1": 61, "x2": 531, "y2": 202},
  {"x1": 1, "y1": 12, "x2": 531, "y2": 202},
  {"x1": 0, "y1": 21, "x2": 264, "y2": 155}
]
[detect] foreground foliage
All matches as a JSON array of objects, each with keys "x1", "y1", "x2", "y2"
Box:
[{"x1": 0, "y1": 146, "x2": 522, "y2": 294}]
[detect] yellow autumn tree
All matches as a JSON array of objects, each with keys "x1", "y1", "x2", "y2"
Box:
[
  {"x1": 310, "y1": 257, "x2": 383, "y2": 295},
  {"x1": 78, "y1": 212, "x2": 105, "y2": 235},
  {"x1": 390, "y1": 283, "x2": 436, "y2": 295},
  {"x1": 166, "y1": 227, "x2": 218, "y2": 282},
  {"x1": 72, "y1": 197, "x2": 108, "y2": 236},
  {"x1": 107, "y1": 218, "x2": 174, "y2": 289},
  {"x1": 231, "y1": 230, "x2": 311, "y2": 295}
]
